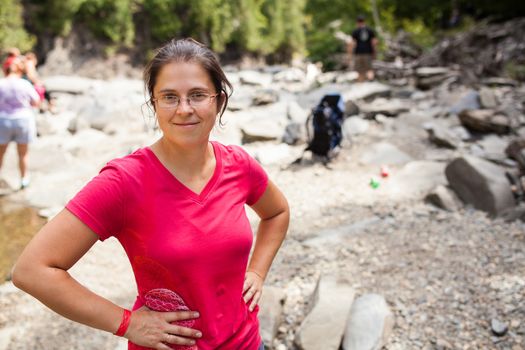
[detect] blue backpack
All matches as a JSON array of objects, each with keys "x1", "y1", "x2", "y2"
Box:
[{"x1": 305, "y1": 93, "x2": 344, "y2": 159}]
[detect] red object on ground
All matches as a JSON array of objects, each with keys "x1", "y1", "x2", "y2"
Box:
[{"x1": 380, "y1": 166, "x2": 389, "y2": 178}]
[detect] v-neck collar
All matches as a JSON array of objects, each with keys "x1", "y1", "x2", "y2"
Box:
[{"x1": 145, "y1": 141, "x2": 222, "y2": 204}]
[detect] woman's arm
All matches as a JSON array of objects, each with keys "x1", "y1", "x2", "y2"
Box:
[
  {"x1": 243, "y1": 180, "x2": 290, "y2": 310},
  {"x1": 12, "y1": 209, "x2": 201, "y2": 350}
]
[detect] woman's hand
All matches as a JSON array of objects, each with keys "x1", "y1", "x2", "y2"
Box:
[
  {"x1": 243, "y1": 270, "x2": 264, "y2": 312},
  {"x1": 125, "y1": 307, "x2": 201, "y2": 350}
]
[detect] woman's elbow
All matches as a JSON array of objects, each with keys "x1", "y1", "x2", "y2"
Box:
[{"x1": 11, "y1": 259, "x2": 39, "y2": 292}]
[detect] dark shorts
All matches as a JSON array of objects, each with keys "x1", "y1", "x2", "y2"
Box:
[
  {"x1": 354, "y1": 54, "x2": 373, "y2": 74},
  {"x1": 258, "y1": 343, "x2": 264, "y2": 350}
]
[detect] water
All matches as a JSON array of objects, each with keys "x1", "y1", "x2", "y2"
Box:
[{"x1": 0, "y1": 199, "x2": 46, "y2": 282}]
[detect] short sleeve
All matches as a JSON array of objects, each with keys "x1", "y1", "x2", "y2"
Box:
[
  {"x1": 65, "y1": 164, "x2": 126, "y2": 241},
  {"x1": 245, "y1": 153, "x2": 269, "y2": 206}
]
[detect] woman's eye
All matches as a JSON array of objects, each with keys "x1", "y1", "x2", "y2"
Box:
[
  {"x1": 162, "y1": 95, "x2": 178, "y2": 101},
  {"x1": 190, "y1": 93, "x2": 207, "y2": 101}
]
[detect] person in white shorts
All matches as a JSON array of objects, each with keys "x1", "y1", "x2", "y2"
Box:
[{"x1": 0, "y1": 56, "x2": 40, "y2": 189}]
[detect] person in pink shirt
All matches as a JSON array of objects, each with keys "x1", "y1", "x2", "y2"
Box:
[{"x1": 13, "y1": 38, "x2": 290, "y2": 350}]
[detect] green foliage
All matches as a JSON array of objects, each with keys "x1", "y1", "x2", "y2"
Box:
[
  {"x1": 401, "y1": 18, "x2": 436, "y2": 50},
  {"x1": 141, "y1": 0, "x2": 184, "y2": 44},
  {"x1": 10, "y1": 0, "x2": 525, "y2": 65},
  {"x1": 0, "y1": 0, "x2": 35, "y2": 52},
  {"x1": 77, "y1": 0, "x2": 139, "y2": 46},
  {"x1": 28, "y1": 0, "x2": 86, "y2": 36}
]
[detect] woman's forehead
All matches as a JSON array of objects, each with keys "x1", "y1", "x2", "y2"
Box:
[{"x1": 154, "y1": 61, "x2": 213, "y2": 91}]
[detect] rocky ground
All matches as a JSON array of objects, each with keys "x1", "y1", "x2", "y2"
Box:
[{"x1": 0, "y1": 65, "x2": 524, "y2": 349}]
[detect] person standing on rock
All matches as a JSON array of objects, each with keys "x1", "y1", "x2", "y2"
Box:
[
  {"x1": 0, "y1": 56, "x2": 40, "y2": 189},
  {"x1": 13, "y1": 38, "x2": 289, "y2": 350},
  {"x1": 348, "y1": 15, "x2": 378, "y2": 82}
]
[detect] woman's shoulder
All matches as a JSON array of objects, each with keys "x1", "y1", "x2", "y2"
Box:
[
  {"x1": 103, "y1": 147, "x2": 154, "y2": 177},
  {"x1": 213, "y1": 141, "x2": 252, "y2": 162}
]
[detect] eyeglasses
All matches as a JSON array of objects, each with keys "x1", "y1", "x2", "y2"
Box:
[{"x1": 152, "y1": 92, "x2": 219, "y2": 109}]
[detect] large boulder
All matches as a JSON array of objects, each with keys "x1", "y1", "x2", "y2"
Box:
[
  {"x1": 295, "y1": 276, "x2": 355, "y2": 350},
  {"x1": 258, "y1": 286, "x2": 286, "y2": 348},
  {"x1": 342, "y1": 294, "x2": 394, "y2": 350},
  {"x1": 458, "y1": 109, "x2": 511, "y2": 134},
  {"x1": 445, "y1": 156, "x2": 515, "y2": 216},
  {"x1": 448, "y1": 90, "x2": 480, "y2": 115}
]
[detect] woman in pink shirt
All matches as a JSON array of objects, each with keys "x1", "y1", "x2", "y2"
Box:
[{"x1": 13, "y1": 38, "x2": 289, "y2": 350}]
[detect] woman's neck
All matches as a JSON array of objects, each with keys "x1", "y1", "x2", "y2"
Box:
[{"x1": 153, "y1": 138, "x2": 214, "y2": 176}]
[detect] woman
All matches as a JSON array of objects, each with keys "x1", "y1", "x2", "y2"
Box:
[
  {"x1": 13, "y1": 38, "x2": 289, "y2": 350},
  {"x1": 0, "y1": 56, "x2": 40, "y2": 189}
]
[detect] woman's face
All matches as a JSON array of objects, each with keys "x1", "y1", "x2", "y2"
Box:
[{"x1": 153, "y1": 61, "x2": 221, "y2": 148}]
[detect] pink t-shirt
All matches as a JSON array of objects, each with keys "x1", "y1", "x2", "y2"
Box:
[{"x1": 66, "y1": 141, "x2": 268, "y2": 350}]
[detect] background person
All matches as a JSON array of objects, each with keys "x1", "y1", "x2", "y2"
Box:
[
  {"x1": 2, "y1": 47, "x2": 20, "y2": 76},
  {"x1": 0, "y1": 56, "x2": 40, "y2": 189},
  {"x1": 23, "y1": 52, "x2": 56, "y2": 113},
  {"x1": 12, "y1": 38, "x2": 290, "y2": 350},
  {"x1": 348, "y1": 15, "x2": 378, "y2": 82}
]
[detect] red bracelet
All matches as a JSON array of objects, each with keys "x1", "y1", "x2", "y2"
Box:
[{"x1": 114, "y1": 309, "x2": 132, "y2": 337}]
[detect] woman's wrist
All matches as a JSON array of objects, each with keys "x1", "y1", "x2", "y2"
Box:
[
  {"x1": 114, "y1": 309, "x2": 132, "y2": 337},
  {"x1": 247, "y1": 269, "x2": 265, "y2": 280}
]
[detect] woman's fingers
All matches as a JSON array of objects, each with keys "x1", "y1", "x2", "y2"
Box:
[
  {"x1": 163, "y1": 332, "x2": 198, "y2": 346},
  {"x1": 164, "y1": 310, "x2": 200, "y2": 323},
  {"x1": 243, "y1": 284, "x2": 254, "y2": 302},
  {"x1": 249, "y1": 290, "x2": 261, "y2": 311},
  {"x1": 165, "y1": 324, "x2": 202, "y2": 339}
]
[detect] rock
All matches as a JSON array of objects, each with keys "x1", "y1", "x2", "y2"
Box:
[
  {"x1": 360, "y1": 98, "x2": 411, "y2": 118},
  {"x1": 425, "y1": 185, "x2": 463, "y2": 211},
  {"x1": 359, "y1": 142, "x2": 413, "y2": 166},
  {"x1": 345, "y1": 100, "x2": 360, "y2": 117},
  {"x1": 251, "y1": 144, "x2": 296, "y2": 165},
  {"x1": 448, "y1": 90, "x2": 480, "y2": 115},
  {"x1": 342, "y1": 294, "x2": 394, "y2": 350},
  {"x1": 335, "y1": 71, "x2": 359, "y2": 84},
  {"x1": 417, "y1": 73, "x2": 458, "y2": 90},
  {"x1": 253, "y1": 89, "x2": 279, "y2": 106},
  {"x1": 424, "y1": 123, "x2": 460, "y2": 149},
  {"x1": 479, "y1": 87, "x2": 498, "y2": 109},
  {"x1": 295, "y1": 275, "x2": 355, "y2": 350},
  {"x1": 343, "y1": 117, "x2": 369, "y2": 137},
  {"x1": 67, "y1": 116, "x2": 91, "y2": 134},
  {"x1": 458, "y1": 109, "x2": 511, "y2": 134},
  {"x1": 273, "y1": 67, "x2": 306, "y2": 83},
  {"x1": 477, "y1": 135, "x2": 510, "y2": 163},
  {"x1": 287, "y1": 101, "x2": 309, "y2": 123},
  {"x1": 283, "y1": 122, "x2": 306, "y2": 145},
  {"x1": 259, "y1": 286, "x2": 286, "y2": 347},
  {"x1": 239, "y1": 70, "x2": 273, "y2": 87},
  {"x1": 445, "y1": 156, "x2": 516, "y2": 216},
  {"x1": 241, "y1": 120, "x2": 284, "y2": 143},
  {"x1": 415, "y1": 67, "x2": 451, "y2": 77},
  {"x1": 415, "y1": 67, "x2": 456, "y2": 90},
  {"x1": 505, "y1": 139, "x2": 525, "y2": 172},
  {"x1": 341, "y1": 82, "x2": 392, "y2": 101},
  {"x1": 491, "y1": 319, "x2": 508, "y2": 336},
  {"x1": 482, "y1": 77, "x2": 518, "y2": 87},
  {"x1": 43, "y1": 75, "x2": 98, "y2": 94},
  {"x1": 386, "y1": 161, "x2": 447, "y2": 199}
]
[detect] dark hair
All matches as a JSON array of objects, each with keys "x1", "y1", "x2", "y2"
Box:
[{"x1": 144, "y1": 38, "x2": 232, "y2": 123}]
